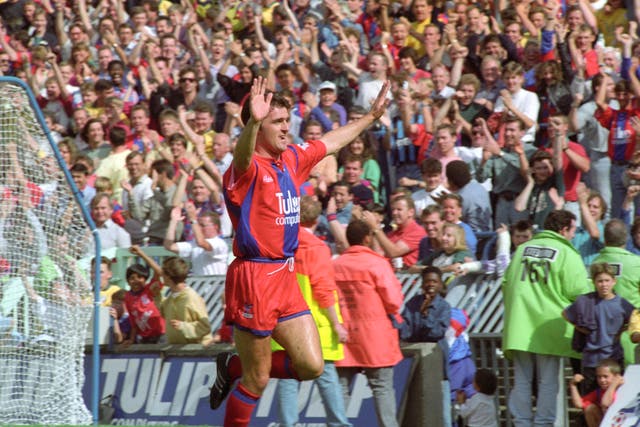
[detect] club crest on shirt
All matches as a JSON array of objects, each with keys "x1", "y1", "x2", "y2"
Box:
[
  {"x1": 242, "y1": 303, "x2": 254, "y2": 319},
  {"x1": 299, "y1": 142, "x2": 310, "y2": 151}
]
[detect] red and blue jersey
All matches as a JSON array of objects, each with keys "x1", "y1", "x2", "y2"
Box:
[
  {"x1": 223, "y1": 140, "x2": 326, "y2": 260},
  {"x1": 596, "y1": 106, "x2": 640, "y2": 162}
]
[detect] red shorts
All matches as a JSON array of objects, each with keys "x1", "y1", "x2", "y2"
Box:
[{"x1": 224, "y1": 258, "x2": 309, "y2": 336}]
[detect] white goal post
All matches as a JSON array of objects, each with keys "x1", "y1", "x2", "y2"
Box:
[{"x1": 0, "y1": 77, "x2": 99, "y2": 425}]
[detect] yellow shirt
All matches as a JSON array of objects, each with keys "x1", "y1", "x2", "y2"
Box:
[
  {"x1": 628, "y1": 309, "x2": 640, "y2": 335},
  {"x1": 100, "y1": 284, "x2": 121, "y2": 307}
]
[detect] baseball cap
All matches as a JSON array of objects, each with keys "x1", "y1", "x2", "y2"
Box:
[{"x1": 318, "y1": 81, "x2": 337, "y2": 92}]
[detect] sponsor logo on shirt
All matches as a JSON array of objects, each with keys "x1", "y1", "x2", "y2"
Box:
[
  {"x1": 275, "y1": 190, "x2": 300, "y2": 226},
  {"x1": 263, "y1": 175, "x2": 274, "y2": 183}
]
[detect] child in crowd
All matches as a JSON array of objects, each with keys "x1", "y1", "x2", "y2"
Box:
[
  {"x1": 456, "y1": 368, "x2": 499, "y2": 427},
  {"x1": 91, "y1": 256, "x2": 118, "y2": 306},
  {"x1": 563, "y1": 263, "x2": 634, "y2": 393},
  {"x1": 110, "y1": 289, "x2": 131, "y2": 345},
  {"x1": 159, "y1": 256, "x2": 213, "y2": 345},
  {"x1": 569, "y1": 358, "x2": 624, "y2": 427},
  {"x1": 411, "y1": 223, "x2": 475, "y2": 283},
  {"x1": 122, "y1": 245, "x2": 165, "y2": 344},
  {"x1": 396, "y1": 266, "x2": 451, "y2": 343}
]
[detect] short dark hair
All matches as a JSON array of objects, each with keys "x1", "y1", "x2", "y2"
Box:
[
  {"x1": 474, "y1": 369, "x2": 498, "y2": 395},
  {"x1": 109, "y1": 126, "x2": 126, "y2": 147},
  {"x1": 168, "y1": 133, "x2": 188, "y2": 148},
  {"x1": 70, "y1": 162, "x2": 89, "y2": 175},
  {"x1": 94, "y1": 79, "x2": 114, "y2": 92},
  {"x1": 346, "y1": 219, "x2": 371, "y2": 246},
  {"x1": 543, "y1": 210, "x2": 575, "y2": 233},
  {"x1": 126, "y1": 150, "x2": 145, "y2": 163},
  {"x1": 398, "y1": 46, "x2": 418, "y2": 63},
  {"x1": 440, "y1": 193, "x2": 463, "y2": 208},
  {"x1": 446, "y1": 160, "x2": 471, "y2": 189},
  {"x1": 126, "y1": 263, "x2": 150, "y2": 280},
  {"x1": 421, "y1": 158, "x2": 442, "y2": 175},
  {"x1": 107, "y1": 59, "x2": 124, "y2": 71},
  {"x1": 511, "y1": 219, "x2": 533, "y2": 234},
  {"x1": 421, "y1": 266, "x2": 443, "y2": 283},
  {"x1": 151, "y1": 158, "x2": 175, "y2": 179},
  {"x1": 529, "y1": 150, "x2": 553, "y2": 166}
]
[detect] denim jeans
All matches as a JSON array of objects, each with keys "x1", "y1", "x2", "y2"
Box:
[
  {"x1": 508, "y1": 351, "x2": 562, "y2": 427},
  {"x1": 277, "y1": 361, "x2": 351, "y2": 427},
  {"x1": 584, "y1": 152, "x2": 611, "y2": 217},
  {"x1": 495, "y1": 196, "x2": 530, "y2": 229},
  {"x1": 338, "y1": 366, "x2": 398, "y2": 427}
]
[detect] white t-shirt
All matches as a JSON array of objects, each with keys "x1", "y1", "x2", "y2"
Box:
[
  {"x1": 176, "y1": 237, "x2": 228, "y2": 276},
  {"x1": 412, "y1": 184, "x2": 448, "y2": 217},
  {"x1": 355, "y1": 73, "x2": 393, "y2": 108},
  {"x1": 494, "y1": 88, "x2": 540, "y2": 143}
]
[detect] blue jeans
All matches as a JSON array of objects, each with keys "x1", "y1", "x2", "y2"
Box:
[
  {"x1": 277, "y1": 362, "x2": 351, "y2": 427},
  {"x1": 338, "y1": 366, "x2": 398, "y2": 427},
  {"x1": 508, "y1": 351, "x2": 561, "y2": 427},
  {"x1": 611, "y1": 163, "x2": 628, "y2": 219},
  {"x1": 585, "y1": 152, "x2": 611, "y2": 217},
  {"x1": 495, "y1": 196, "x2": 530, "y2": 228}
]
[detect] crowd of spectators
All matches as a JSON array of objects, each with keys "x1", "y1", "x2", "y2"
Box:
[
  {"x1": 6, "y1": 0, "x2": 640, "y2": 423},
  {"x1": 0, "y1": 0, "x2": 635, "y2": 263}
]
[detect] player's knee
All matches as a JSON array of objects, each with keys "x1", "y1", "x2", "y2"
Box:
[
  {"x1": 296, "y1": 359, "x2": 324, "y2": 380},
  {"x1": 242, "y1": 371, "x2": 271, "y2": 395}
]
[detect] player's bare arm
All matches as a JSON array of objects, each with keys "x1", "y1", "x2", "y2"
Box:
[
  {"x1": 233, "y1": 76, "x2": 273, "y2": 173},
  {"x1": 321, "y1": 80, "x2": 391, "y2": 155}
]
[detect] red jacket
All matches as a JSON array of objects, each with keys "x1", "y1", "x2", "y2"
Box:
[{"x1": 333, "y1": 245, "x2": 403, "y2": 368}]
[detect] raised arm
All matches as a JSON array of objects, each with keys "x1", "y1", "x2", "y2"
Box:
[
  {"x1": 233, "y1": 77, "x2": 273, "y2": 173},
  {"x1": 185, "y1": 201, "x2": 214, "y2": 251},
  {"x1": 320, "y1": 80, "x2": 390, "y2": 155},
  {"x1": 577, "y1": 183, "x2": 600, "y2": 239},
  {"x1": 163, "y1": 206, "x2": 183, "y2": 253},
  {"x1": 514, "y1": 173, "x2": 535, "y2": 212},
  {"x1": 595, "y1": 73, "x2": 610, "y2": 111},
  {"x1": 129, "y1": 244, "x2": 163, "y2": 279},
  {"x1": 54, "y1": 0, "x2": 68, "y2": 48}
]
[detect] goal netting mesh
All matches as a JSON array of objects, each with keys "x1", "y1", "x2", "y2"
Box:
[{"x1": 0, "y1": 79, "x2": 94, "y2": 424}]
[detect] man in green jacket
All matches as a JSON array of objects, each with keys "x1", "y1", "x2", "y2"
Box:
[
  {"x1": 593, "y1": 218, "x2": 640, "y2": 364},
  {"x1": 502, "y1": 210, "x2": 591, "y2": 426},
  {"x1": 593, "y1": 219, "x2": 640, "y2": 307}
]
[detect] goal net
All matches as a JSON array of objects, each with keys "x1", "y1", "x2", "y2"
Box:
[{"x1": 0, "y1": 78, "x2": 94, "y2": 424}]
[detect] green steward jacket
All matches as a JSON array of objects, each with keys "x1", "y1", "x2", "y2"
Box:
[{"x1": 502, "y1": 230, "x2": 591, "y2": 359}]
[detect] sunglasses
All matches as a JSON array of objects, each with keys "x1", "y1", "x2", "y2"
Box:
[{"x1": 180, "y1": 77, "x2": 196, "y2": 83}]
